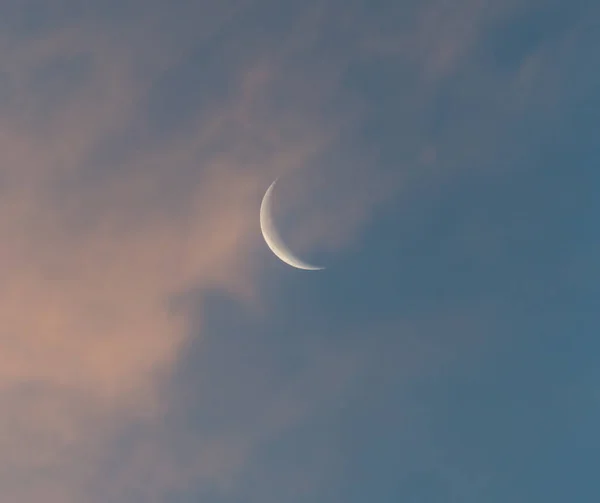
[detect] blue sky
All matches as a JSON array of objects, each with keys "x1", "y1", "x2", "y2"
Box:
[{"x1": 0, "y1": 0, "x2": 597, "y2": 502}]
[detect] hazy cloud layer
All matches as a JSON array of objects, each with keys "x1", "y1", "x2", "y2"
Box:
[
  {"x1": 0, "y1": 3, "x2": 375, "y2": 500},
  {"x1": 0, "y1": 0, "x2": 595, "y2": 501}
]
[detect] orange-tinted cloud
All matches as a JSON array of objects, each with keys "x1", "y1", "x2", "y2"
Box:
[
  {"x1": 0, "y1": 12, "x2": 351, "y2": 501},
  {"x1": 0, "y1": 0, "x2": 538, "y2": 500}
]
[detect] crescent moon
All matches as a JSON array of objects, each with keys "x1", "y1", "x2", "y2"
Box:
[{"x1": 260, "y1": 179, "x2": 324, "y2": 271}]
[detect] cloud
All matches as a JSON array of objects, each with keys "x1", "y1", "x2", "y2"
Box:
[
  {"x1": 0, "y1": 0, "x2": 589, "y2": 501},
  {"x1": 0, "y1": 2, "x2": 407, "y2": 500},
  {"x1": 0, "y1": 9, "x2": 350, "y2": 501}
]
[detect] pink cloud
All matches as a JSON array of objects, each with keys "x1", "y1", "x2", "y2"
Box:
[
  {"x1": 0, "y1": 7, "x2": 390, "y2": 501},
  {"x1": 0, "y1": 1, "x2": 525, "y2": 500},
  {"x1": 0, "y1": 21, "x2": 338, "y2": 503}
]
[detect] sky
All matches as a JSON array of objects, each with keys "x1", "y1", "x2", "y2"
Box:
[{"x1": 0, "y1": 0, "x2": 598, "y2": 502}]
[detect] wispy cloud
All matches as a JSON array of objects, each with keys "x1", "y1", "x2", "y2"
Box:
[
  {"x1": 0, "y1": 0, "x2": 591, "y2": 501},
  {"x1": 0, "y1": 8, "x2": 342, "y2": 501}
]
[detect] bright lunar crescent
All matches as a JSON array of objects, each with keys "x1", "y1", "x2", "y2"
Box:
[{"x1": 260, "y1": 179, "x2": 324, "y2": 271}]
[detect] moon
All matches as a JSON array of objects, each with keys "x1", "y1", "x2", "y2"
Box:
[{"x1": 260, "y1": 179, "x2": 324, "y2": 271}]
